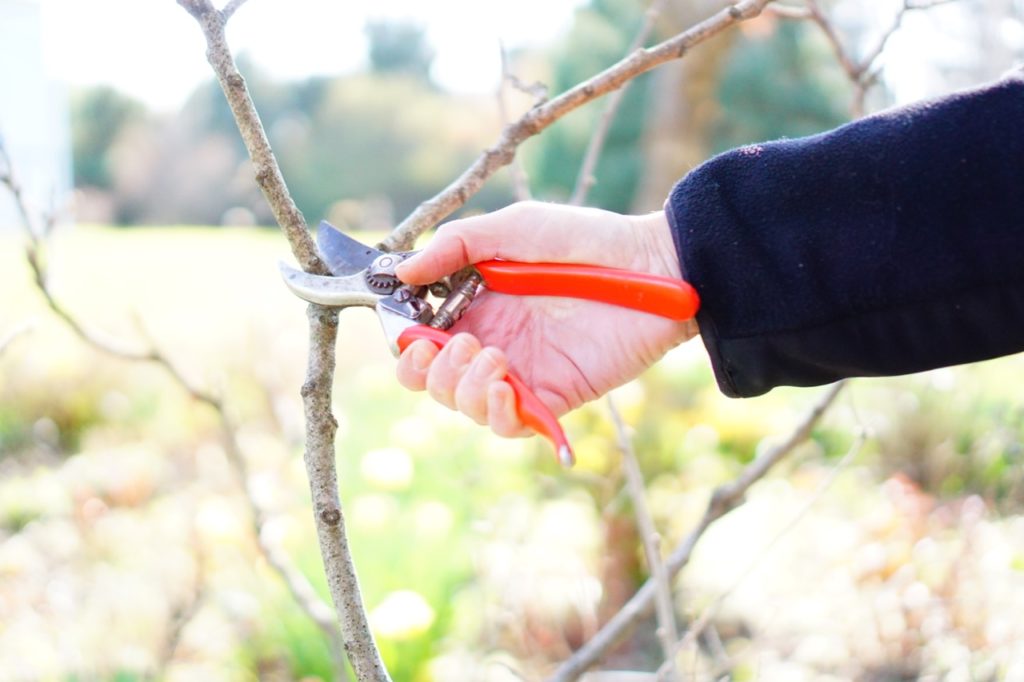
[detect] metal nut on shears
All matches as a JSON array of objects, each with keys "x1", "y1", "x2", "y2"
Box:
[{"x1": 364, "y1": 254, "x2": 403, "y2": 294}]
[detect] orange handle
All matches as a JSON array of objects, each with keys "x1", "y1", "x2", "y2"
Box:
[
  {"x1": 475, "y1": 261, "x2": 699, "y2": 321},
  {"x1": 397, "y1": 325, "x2": 575, "y2": 467}
]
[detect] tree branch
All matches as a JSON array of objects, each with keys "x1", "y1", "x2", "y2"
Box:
[
  {"x1": 379, "y1": 0, "x2": 774, "y2": 252},
  {"x1": 656, "y1": 424, "x2": 865, "y2": 679},
  {"x1": 548, "y1": 381, "x2": 845, "y2": 681},
  {"x1": 301, "y1": 305, "x2": 390, "y2": 681},
  {"x1": 177, "y1": 4, "x2": 388, "y2": 678}
]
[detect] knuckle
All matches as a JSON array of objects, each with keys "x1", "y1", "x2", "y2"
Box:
[
  {"x1": 395, "y1": 363, "x2": 420, "y2": 391},
  {"x1": 454, "y1": 380, "x2": 487, "y2": 425},
  {"x1": 425, "y1": 363, "x2": 456, "y2": 409},
  {"x1": 491, "y1": 420, "x2": 519, "y2": 438},
  {"x1": 503, "y1": 201, "x2": 536, "y2": 221}
]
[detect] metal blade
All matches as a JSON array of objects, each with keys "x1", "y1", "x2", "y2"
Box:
[
  {"x1": 376, "y1": 306, "x2": 421, "y2": 356},
  {"x1": 278, "y1": 261, "x2": 382, "y2": 307},
  {"x1": 316, "y1": 220, "x2": 382, "y2": 276}
]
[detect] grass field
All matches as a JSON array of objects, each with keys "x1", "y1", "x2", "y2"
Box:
[{"x1": 2, "y1": 225, "x2": 1023, "y2": 680}]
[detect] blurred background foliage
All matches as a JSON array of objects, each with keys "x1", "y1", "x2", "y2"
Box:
[
  {"x1": 66, "y1": 0, "x2": 857, "y2": 226},
  {"x1": 3, "y1": 0, "x2": 1024, "y2": 680}
]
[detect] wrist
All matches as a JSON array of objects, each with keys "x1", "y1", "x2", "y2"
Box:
[
  {"x1": 630, "y1": 210, "x2": 683, "y2": 280},
  {"x1": 630, "y1": 209, "x2": 700, "y2": 341}
]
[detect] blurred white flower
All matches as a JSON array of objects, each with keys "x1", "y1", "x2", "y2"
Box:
[
  {"x1": 350, "y1": 494, "x2": 400, "y2": 532},
  {"x1": 413, "y1": 500, "x2": 454, "y2": 538},
  {"x1": 370, "y1": 590, "x2": 435, "y2": 640},
  {"x1": 360, "y1": 447, "x2": 414, "y2": 491}
]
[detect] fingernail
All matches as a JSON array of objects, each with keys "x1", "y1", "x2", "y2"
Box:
[
  {"x1": 449, "y1": 337, "x2": 475, "y2": 369},
  {"x1": 395, "y1": 256, "x2": 418, "y2": 279},
  {"x1": 412, "y1": 343, "x2": 432, "y2": 371}
]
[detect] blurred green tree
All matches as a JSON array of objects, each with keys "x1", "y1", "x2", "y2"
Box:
[
  {"x1": 365, "y1": 20, "x2": 436, "y2": 84},
  {"x1": 274, "y1": 74, "x2": 511, "y2": 225},
  {"x1": 70, "y1": 86, "x2": 144, "y2": 188},
  {"x1": 530, "y1": 0, "x2": 654, "y2": 212},
  {"x1": 711, "y1": 20, "x2": 849, "y2": 152}
]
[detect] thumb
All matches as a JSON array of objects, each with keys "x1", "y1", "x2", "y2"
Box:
[{"x1": 395, "y1": 214, "x2": 509, "y2": 285}]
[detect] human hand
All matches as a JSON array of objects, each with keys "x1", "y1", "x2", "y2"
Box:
[{"x1": 395, "y1": 201, "x2": 699, "y2": 437}]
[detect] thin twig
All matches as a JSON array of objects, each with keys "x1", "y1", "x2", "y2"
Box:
[
  {"x1": 568, "y1": 5, "x2": 679, "y2": 672},
  {"x1": 154, "y1": 513, "x2": 206, "y2": 679},
  {"x1": 497, "y1": 43, "x2": 532, "y2": 202},
  {"x1": 773, "y1": 0, "x2": 960, "y2": 117},
  {"x1": 656, "y1": 424, "x2": 865, "y2": 680},
  {"x1": 548, "y1": 381, "x2": 845, "y2": 681},
  {"x1": 2, "y1": 139, "x2": 350, "y2": 680},
  {"x1": 379, "y1": 0, "x2": 774, "y2": 252},
  {"x1": 1, "y1": 146, "x2": 154, "y2": 361},
  {"x1": 569, "y1": 5, "x2": 676, "y2": 672},
  {"x1": 219, "y1": 402, "x2": 351, "y2": 679},
  {"x1": 609, "y1": 396, "x2": 679, "y2": 680},
  {"x1": 0, "y1": 321, "x2": 34, "y2": 357},
  {"x1": 570, "y1": 0, "x2": 667, "y2": 206}
]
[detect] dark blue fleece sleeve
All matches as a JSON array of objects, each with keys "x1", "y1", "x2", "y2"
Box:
[{"x1": 666, "y1": 70, "x2": 1024, "y2": 398}]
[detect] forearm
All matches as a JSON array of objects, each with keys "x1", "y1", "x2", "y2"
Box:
[{"x1": 666, "y1": 70, "x2": 1024, "y2": 397}]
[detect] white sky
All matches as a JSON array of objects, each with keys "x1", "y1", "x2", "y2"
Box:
[
  {"x1": 34, "y1": 0, "x2": 1023, "y2": 113},
  {"x1": 38, "y1": 0, "x2": 586, "y2": 112}
]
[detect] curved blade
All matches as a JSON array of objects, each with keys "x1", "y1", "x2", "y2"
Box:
[
  {"x1": 278, "y1": 261, "x2": 382, "y2": 307},
  {"x1": 316, "y1": 220, "x2": 382, "y2": 276}
]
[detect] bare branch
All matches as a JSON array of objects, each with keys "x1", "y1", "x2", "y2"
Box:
[
  {"x1": 218, "y1": 400, "x2": 350, "y2": 678},
  {"x1": 609, "y1": 396, "x2": 679, "y2": 679},
  {"x1": 154, "y1": 516, "x2": 206, "y2": 678},
  {"x1": 506, "y1": 74, "x2": 550, "y2": 102},
  {"x1": 176, "y1": 4, "x2": 389, "y2": 677},
  {"x1": 548, "y1": 381, "x2": 846, "y2": 681},
  {"x1": 570, "y1": 0, "x2": 667, "y2": 206},
  {"x1": 497, "y1": 43, "x2": 533, "y2": 202},
  {"x1": 656, "y1": 424, "x2": 865, "y2": 679},
  {"x1": 0, "y1": 321, "x2": 34, "y2": 357},
  {"x1": 175, "y1": 0, "x2": 214, "y2": 20},
  {"x1": 379, "y1": 0, "x2": 774, "y2": 252},
  {"x1": 775, "y1": 0, "x2": 961, "y2": 117},
  {"x1": 220, "y1": 0, "x2": 250, "y2": 20},
  {"x1": 1, "y1": 148, "x2": 155, "y2": 361},
  {"x1": 178, "y1": 3, "x2": 326, "y2": 274}
]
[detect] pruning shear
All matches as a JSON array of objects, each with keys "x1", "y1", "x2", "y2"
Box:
[{"x1": 279, "y1": 221, "x2": 700, "y2": 467}]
